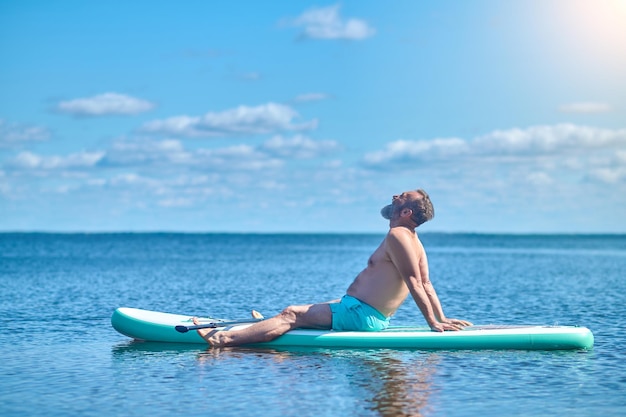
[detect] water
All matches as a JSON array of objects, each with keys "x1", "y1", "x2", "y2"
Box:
[{"x1": 1, "y1": 233, "x2": 625, "y2": 417}]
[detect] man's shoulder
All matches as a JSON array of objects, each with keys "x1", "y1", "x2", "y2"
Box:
[
  {"x1": 387, "y1": 226, "x2": 416, "y2": 239},
  {"x1": 385, "y1": 227, "x2": 418, "y2": 249}
]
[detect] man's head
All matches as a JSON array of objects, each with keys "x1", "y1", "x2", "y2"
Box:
[
  {"x1": 407, "y1": 189, "x2": 435, "y2": 226},
  {"x1": 381, "y1": 189, "x2": 435, "y2": 227}
]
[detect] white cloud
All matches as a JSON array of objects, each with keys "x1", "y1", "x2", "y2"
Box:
[
  {"x1": 141, "y1": 102, "x2": 318, "y2": 138},
  {"x1": 260, "y1": 135, "x2": 340, "y2": 159},
  {"x1": 57, "y1": 93, "x2": 155, "y2": 116},
  {"x1": 0, "y1": 119, "x2": 50, "y2": 147},
  {"x1": 197, "y1": 144, "x2": 283, "y2": 171},
  {"x1": 5, "y1": 134, "x2": 340, "y2": 175},
  {"x1": 99, "y1": 138, "x2": 282, "y2": 171},
  {"x1": 294, "y1": 93, "x2": 331, "y2": 103},
  {"x1": 526, "y1": 172, "x2": 554, "y2": 186},
  {"x1": 587, "y1": 167, "x2": 626, "y2": 184},
  {"x1": 363, "y1": 138, "x2": 468, "y2": 165},
  {"x1": 363, "y1": 124, "x2": 626, "y2": 185},
  {"x1": 107, "y1": 173, "x2": 162, "y2": 189},
  {"x1": 365, "y1": 124, "x2": 626, "y2": 165},
  {"x1": 102, "y1": 139, "x2": 192, "y2": 167},
  {"x1": 9, "y1": 151, "x2": 104, "y2": 170},
  {"x1": 289, "y1": 4, "x2": 375, "y2": 40},
  {"x1": 239, "y1": 72, "x2": 262, "y2": 81},
  {"x1": 559, "y1": 102, "x2": 612, "y2": 114},
  {"x1": 158, "y1": 197, "x2": 195, "y2": 208},
  {"x1": 473, "y1": 124, "x2": 626, "y2": 155},
  {"x1": 324, "y1": 160, "x2": 342, "y2": 169}
]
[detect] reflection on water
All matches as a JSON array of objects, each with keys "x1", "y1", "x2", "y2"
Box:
[
  {"x1": 112, "y1": 341, "x2": 441, "y2": 416},
  {"x1": 361, "y1": 353, "x2": 437, "y2": 417},
  {"x1": 112, "y1": 340, "x2": 205, "y2": 356},
  {"x1": 109, "y1": 340, "x2": 609, "y2": 417},
  {"x1": 195, "y1": 347, "x2": 439, "y2": 417}
]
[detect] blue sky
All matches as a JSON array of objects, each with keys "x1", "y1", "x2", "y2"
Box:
[{"x1": 1, "y1": 0, "x2": 625, "y2": 233}]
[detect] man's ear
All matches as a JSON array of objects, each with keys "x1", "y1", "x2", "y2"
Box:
[{"x1": 401, "y1": 208, "x2": 413, "y2": 218}]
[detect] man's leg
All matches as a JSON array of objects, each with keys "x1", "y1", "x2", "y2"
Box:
[{"x1": 195, "y1": 302, "x2": 333, "y2": 347}]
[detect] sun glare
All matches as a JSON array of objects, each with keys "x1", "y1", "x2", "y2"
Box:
[
  {"x1": 540, "y1": 0, "x2": 626, "y2": 76},
  {"x1": 564, "y1": 0, "x2": 625, "y2": 50}
]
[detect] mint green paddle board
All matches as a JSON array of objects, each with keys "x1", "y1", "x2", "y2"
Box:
[{"x1": 111, "y1": 307, "x2": 594, "y2": 350}]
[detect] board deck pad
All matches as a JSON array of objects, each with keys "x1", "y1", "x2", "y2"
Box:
[{"x1": 111, "y1": 307, "x2": 594, "y2": 351}]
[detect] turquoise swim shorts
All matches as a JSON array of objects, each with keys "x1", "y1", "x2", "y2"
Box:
[{"x1": 329, "y1": 295, "x2": 390, "y2": 332}]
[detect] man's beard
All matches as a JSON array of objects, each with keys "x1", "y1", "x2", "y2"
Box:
[{"x1": 380, "y1": 204, "x2": 394, "y2": 220}]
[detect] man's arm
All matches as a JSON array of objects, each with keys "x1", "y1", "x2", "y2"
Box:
[
  {"x1": 423, "y1": 280, "x2": 472, "y2": 327},
  {"x1": 419, "y1": 250, "x2": 445, "y2": 320},
  {"x1": 385, "y1": 228, "x2": 460, "y2": 332},
  {"x1": 420, "y1": 251, "x2": 472, "y2": 328}
]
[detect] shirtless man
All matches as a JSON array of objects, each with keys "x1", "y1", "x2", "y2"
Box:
[{"x1": 195, "y1": 189, "x2": 472, "y2": 347}]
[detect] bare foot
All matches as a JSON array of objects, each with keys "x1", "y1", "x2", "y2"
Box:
[
  {"x1": 251, "y1": 310, "x2": 264, "y2": 319},
  {"x1": 192, "y1": 317, "x2": 221, "y2": 347}
]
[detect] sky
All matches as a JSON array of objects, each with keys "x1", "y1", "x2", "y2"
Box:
[{"x1": 1, "y1": 0, "x2": 625, "y2": 233}]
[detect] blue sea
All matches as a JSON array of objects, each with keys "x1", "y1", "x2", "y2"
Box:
[{"x1": 1, "y1": 233, "x2": 625, "y2": 417}]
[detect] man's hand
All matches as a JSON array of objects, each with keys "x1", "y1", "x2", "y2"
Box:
[
  {"x1": 429, "y1": 318, "x2": 473, "y2": 332},
  {"x1": 429, "y1": 321, "x2": 463, "y2": 332},
  {"x1": 443, "y1": 318, "x2": 473, "y2": 327}
]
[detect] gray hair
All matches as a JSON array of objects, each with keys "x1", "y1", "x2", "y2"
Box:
[{"x1": 409, "y1": 189, "x2": 435, "y2": 226}]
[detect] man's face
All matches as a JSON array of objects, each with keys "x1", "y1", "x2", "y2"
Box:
[
  {"x1": 380, "y1": 203, "x2": 395, "y2": 220},
  {"x1": 380, "y1": 191, "x2": 421, "y2": 220}
]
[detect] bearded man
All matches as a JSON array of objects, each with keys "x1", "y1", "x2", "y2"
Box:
[{"x1": 194, "y1": 189, "x2": 472, "y2": 347}]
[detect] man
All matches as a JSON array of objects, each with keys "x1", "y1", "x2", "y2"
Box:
[{"x1": 194, "y1": 189, "x2": 472, "y2": 347}]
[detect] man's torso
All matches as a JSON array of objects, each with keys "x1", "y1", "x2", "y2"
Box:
[{"x1": 346, "y1": 228, "x2": 424, "y2": 316}]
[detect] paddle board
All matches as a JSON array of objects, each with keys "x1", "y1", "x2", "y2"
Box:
[{"x1": 111, "y1": 307, "x2": 594, "y2": 350}]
